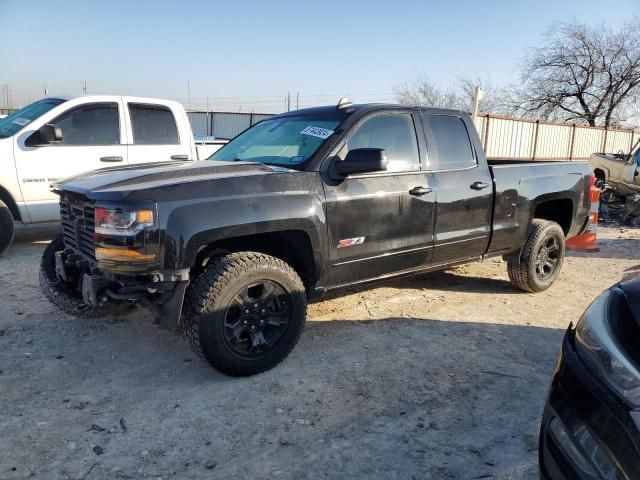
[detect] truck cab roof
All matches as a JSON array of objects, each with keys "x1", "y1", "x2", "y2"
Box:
[{"x1": 277, "y1": 103, "x2": 469, "y2": 118}]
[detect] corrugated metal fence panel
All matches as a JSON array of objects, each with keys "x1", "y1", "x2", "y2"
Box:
[
  {"x1": 605, "y1": 129, "x2": 633, "y2": 154},
  {"x1": 191, "y1": 110, "x2": 636, "y2": 158},
  {"x1": 509, "y1": 120, "x2": 536, "y2": 158},
  {"x1": 211, "y1": 113, "x2": 252, "y2": 139},
  {"x1": 187, "y1": 112, "x2": 274, "y2": 138},
  {"x1": 474, "y1": 114, "x2": 636, "y2": 160},
  {"x1": 572, "y1": 127, "x2": 606, "y2": 159},
  {"x1": 483, "y1": 116, "x2": 536, "y2": 159},
  {"x1": 536, "y1": 123, "x2": 573, "y2": 159},
  {"x1": 251, "y1": 114, "x2": 273, "y2": 125},
  {"x1": 187, "y1": 112, "x2": 209, "y2": 137},
  {"x1": 473, "y1": 115, "x2": 486, "y2": 145}
]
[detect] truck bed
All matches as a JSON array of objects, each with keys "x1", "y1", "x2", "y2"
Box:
[
  {"x1": 487, "y1": 159, "x2": 592, "y2": 256},
  {"x1": 488, "y1": 158, "x2": 588, "y2": 166}
]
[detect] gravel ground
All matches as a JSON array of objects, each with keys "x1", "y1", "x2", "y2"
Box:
[{"x1": 1, "y1": 223, "x2": 639, "y2": 480}]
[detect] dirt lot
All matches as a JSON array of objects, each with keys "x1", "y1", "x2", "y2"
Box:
[{"x1": 1, "y1": 224, "x2": 639, "y2": 480}]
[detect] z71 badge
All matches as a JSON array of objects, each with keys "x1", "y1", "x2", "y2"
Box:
[{"x1": 337, "y1": 237, "x2": 366, "y2": 249}]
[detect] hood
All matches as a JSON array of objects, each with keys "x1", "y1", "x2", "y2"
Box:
[{"x1": 53, "y1": 160, "x2": 294, "y2": 201}]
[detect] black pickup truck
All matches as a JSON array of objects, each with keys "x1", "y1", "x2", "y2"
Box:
[{"x1": 41, "y1": 101, "x2": 593, "y2": 376}]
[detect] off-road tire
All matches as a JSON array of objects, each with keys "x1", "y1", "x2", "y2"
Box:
[
  {"x1": 507, "y1": 219, "x2": 566, "y2": 293},
  {"x1": 39, "y1": 235, "x2": 103, "y2": 318},
  {"x1": 0, "y1": 200, "x2": 15, "y2": 255},
  {"x1": 182, "y1": 252, "x2": 307, "y2": 376}
]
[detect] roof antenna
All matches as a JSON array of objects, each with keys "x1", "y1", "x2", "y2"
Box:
[{"x1": 337, "y1": 97, "x2": 353, "y2": 110}]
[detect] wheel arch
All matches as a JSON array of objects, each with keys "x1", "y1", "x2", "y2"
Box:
[
  {"x1": 190, "y1": 229, "x2": 318, "y2": 292},
  {"x1": 593, "y1": 167, "x2": 607, "y2": 184},
  {"x1": 532, "y1": 197, "x2": 574, "y2": 236}
]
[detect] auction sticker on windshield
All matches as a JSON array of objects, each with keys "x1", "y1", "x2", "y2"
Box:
[{"x1": 300, "y1": 126, "x2": 334, "y2": 139}]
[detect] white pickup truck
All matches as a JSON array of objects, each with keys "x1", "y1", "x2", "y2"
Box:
[
  {"x1": 0, "y1": 95, "x2": 226, "y2": 254},
  {"x1": 590, "y1": 139, "x2": 640, "y2": 194}
]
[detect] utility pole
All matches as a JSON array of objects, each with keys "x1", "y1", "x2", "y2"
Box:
[
  {"x1": 43, "y1": 84, "x2": 48, "y2": 96},
  {"x1": 296, "y1": 92, "x2": 299, "y2": 110},
  {"x1": 81, "y1": 80, "x2": 87, "y2": 95},
  {"x1": 471, "y1": 85, "x2": 485, "y2": 125},
  {"x1": 287, "y1": 91, "x2": 291, "y2": 112},
  {"x1": 187, "y1": 80, "x2": 191, "y2": 111},
  {"x1": 2, "y1": 84, "x2": 11, "y2": 109}
]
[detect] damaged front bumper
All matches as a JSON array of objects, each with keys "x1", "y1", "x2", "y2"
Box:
[{"x1": 57, "y1": 248, "x2": 189, "y2": 329}]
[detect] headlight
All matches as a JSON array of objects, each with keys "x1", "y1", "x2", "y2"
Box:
[
  {"x1": 94, "y1": 207, "x2": 155, "y2": 236},
  {"x1": 575, "y1": 288, "x2": 640, "y2": 408}
]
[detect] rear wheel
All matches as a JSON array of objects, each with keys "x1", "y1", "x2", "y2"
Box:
[
  {"x1": 182, "y1": 252, "x2": 306, "y2": 376},
  {"x1": 0, "y1": 200, "x2": 15, "y2": 255},
  {"x1": 507, "y1": 219, "x2": 566, "y2": 293}
]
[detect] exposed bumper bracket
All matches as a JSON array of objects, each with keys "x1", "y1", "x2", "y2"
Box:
[{"x1": 148, "y1": 280, "x2": 190, "y2": 330}]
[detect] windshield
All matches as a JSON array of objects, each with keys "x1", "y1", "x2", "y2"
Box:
[
  {"x1": 209, "y1": 113, "x2": 346, "y2": 168},
  {"x1": 0, "y1": 98, "x2": 67, "y2": 139}
]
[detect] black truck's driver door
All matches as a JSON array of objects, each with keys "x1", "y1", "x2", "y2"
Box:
[{"x1": 323, "y1": 112, "x2": 436, "y2": 287}]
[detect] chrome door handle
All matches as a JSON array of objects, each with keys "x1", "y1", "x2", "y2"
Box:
[
  {"x1": 171, "y1": 154, "x2": 189, "y2": 160},
  {"x1": 470, "y1": 181, "x2": 490, "y2": 190},
  {"x1": 100, "y1": 156, "x2": 123, "y2": 163},
  {"x1": 409, "y1": 186, "x2": 432, "y2": 196}
]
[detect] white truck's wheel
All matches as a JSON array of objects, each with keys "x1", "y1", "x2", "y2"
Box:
[{"x1": 0, "y1": 200, "x2": 15, "y2": 255}]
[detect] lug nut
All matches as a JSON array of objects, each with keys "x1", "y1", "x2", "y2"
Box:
[
  {"x1": 243, "y1": 320, "x2": 248, "y2": 325},
  {"x1": 245, "y1": 309, "x2": 250, "y2": 314},
  {"x1": 261, "y1": 309, "x2": 266, "y2": 313}
]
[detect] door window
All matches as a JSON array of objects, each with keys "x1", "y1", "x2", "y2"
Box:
[
  {"x1": 345, "y1": 113, "x2": 420, "y2": 172},
  {"x1": 52, "y1": 103, "x2": 120, "y2": 145},
  {"x1": 129, "y1": 104, "x2": 179, "y2": 145},
  {"x1": 422, "y1": 114, "x2": 476, "y2": 170}
]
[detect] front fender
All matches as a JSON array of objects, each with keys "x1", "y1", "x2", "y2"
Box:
[{"x1": 161, "y1": 191, "x2": 326, "y2": 273}]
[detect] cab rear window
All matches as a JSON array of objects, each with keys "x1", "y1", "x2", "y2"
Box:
[{"x1": 129, "y1": 104, "x2": 179, "y2": 145}]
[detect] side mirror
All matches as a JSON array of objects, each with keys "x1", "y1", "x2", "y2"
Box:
[
  {"x1": 40, "y1": 124, "x2": 63, "y2": 144},
  {"x1": 334, "y1": 148, "x2": 388, "y2": 176},
  {"x1": 26, "y1": 123, "x2": 63, "y2": 146}
]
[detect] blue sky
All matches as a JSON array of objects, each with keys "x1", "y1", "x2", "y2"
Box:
[{"x1": 1, "y1": 0, "x2": 638, "y2": 112}]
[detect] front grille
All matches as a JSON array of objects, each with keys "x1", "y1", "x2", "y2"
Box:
[{"x1": 59, "y1": 194, "x2": 96, "y2": 260}]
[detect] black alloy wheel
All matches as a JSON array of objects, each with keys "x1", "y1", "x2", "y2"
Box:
[
  {"x1": 534, "y1": 235, "x2": 561, "y2": 281},
  {"x1": 223, "y1": 280, "x2": 292, "y2": 357}
]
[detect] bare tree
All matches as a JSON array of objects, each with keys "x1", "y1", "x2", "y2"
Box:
[
  {"x1": 394, "y1": 76, "x2": 467, "y2": 110},
  {"x1": 394, "y1": 75, "x2": 514, "y2": 114},
  {"x1": 517, "y1": 20, "x2": 640, "y2": 128}
]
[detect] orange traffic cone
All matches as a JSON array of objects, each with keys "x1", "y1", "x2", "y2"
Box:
[{"x1": 566, "y1": 175, "x2": 600, "y2": 252}]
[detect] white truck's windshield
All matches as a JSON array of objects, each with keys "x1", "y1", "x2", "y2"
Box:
[
  {"x1": 209, "y1": 114, "x2": 346, "y2": 169},
  {"x1": 0, "y1": 98, "x2": 67, "y2": 139}
]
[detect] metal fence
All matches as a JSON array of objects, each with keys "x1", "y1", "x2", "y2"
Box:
[
  {"x1": 474, "y1": 114, "x2": 637, "y2": 161},
  {"x1": 3, "y1": 105, "x2": 636, "y2": 159},
  {"x1": 190, "y1": 109, "x2": 638, "y2": 160},
  {"x1": 187, "y1": 111, "x2": 272, "y2": 139}
]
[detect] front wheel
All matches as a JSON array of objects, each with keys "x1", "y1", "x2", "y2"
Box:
[
  {"x1": 39, "y1": 235, "x2": 103, "y2": 318},
  {"x1": 507, "y1": 219, "x2": 566, "y2": 293},
  {"x1": 0, "y1": 200, "x2": 15, "y2": 255},
  {"x1": 182, "y1": 252, "x2": 307, "y2": 376}
]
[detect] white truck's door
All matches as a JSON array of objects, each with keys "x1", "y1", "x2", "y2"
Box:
[
  {"x1": 14, "y1": 98, "x2": 127, "y2": 222},
  {"x1": 123, "y1": 98, "x2": 194, "y2": 164}
]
